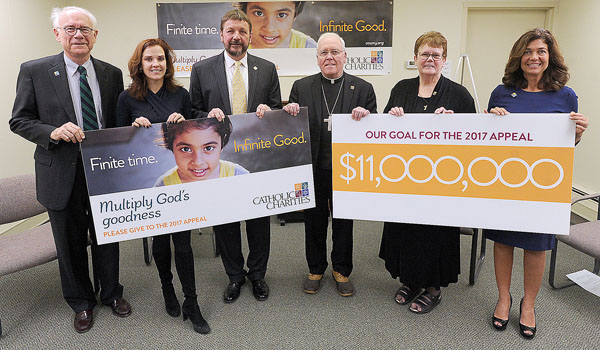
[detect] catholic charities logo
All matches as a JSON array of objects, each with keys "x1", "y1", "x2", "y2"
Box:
[
  {"x1": 345, "y1": 51, "x2": 384, "y2": 70},
  {"x1": 253, "y1": 182, "x2": 311, "y2": 210},
  {"x1": 371, "y1": 51, "x2": 384, "y2": 63},
  {"x1": 294, "y1": 182, "x2": 310, "y2": 197}
]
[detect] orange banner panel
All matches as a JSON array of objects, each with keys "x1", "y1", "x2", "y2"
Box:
[{"x1": 333, "y1": 144, "x2": 573, "y2": 203}]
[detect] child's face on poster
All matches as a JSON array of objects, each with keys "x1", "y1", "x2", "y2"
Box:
[
  {"x1": 173, "y1": 128, "x2": 223, "y2": 182},
  {"x1": 247, "y1": 2, "x2": 296, "y2": 48}
]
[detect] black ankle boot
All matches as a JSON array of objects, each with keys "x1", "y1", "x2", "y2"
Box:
[
  {"x1": 162, "y1": 287, "x2": 181, "y2": 317},
  {"x1": 182, "y1": 302, "x2": 210, "y2": 334}
]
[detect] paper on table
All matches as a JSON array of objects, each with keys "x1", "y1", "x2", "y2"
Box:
[{"x1": 566, "y1": 269, "x2": 600, "y2": 297}]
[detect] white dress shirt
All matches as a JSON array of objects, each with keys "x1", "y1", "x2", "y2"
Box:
[
  {"x1": 224, "y1": 53, "x2": 249, "y2": 113},
  {"x1": 64, "y1": 54, "x2": 103, "y2": 128}
]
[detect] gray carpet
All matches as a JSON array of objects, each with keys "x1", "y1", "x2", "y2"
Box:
[{"x1": 1, "y1": 219, "x2": 599, "y2": 349}]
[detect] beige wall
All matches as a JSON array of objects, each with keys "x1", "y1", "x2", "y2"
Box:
[
  {"x1": 555, "y1": 0, "x2": 600, "y2": 194},
  {"x1": 1, "y1": 0, "x2": 66, "y2": 178},
  {"x1": 3, "y1": 0, "x2": 598, "y2": 195}
]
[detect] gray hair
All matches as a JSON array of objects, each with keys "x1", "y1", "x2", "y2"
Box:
[
  {"x1": 317, "y1": 32, "x2": 346, "y2": 52},
  {"x1": 51, "y1": 6, "x2": 97, "y2": 28}
]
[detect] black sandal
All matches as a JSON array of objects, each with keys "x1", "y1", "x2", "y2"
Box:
[
  {"x1": 519, "y1": 298, "x2": 537, "y2": 339},
  {"x1": 394, "y1": 286, "x2": 421, "y2": 305},
  {"x1": 492, "y1": 294, "x2": 512, "y2": 330},
  {"x1": 409, "y1": 290, "x2": 441, "y2": 314}
]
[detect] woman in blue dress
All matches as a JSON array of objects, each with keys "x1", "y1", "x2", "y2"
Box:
[{"x1": 486, "y1": 28, "x2": 588, "y2": 339}]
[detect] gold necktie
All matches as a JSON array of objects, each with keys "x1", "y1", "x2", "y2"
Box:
[{"x1": 232, "y1": 61, "x2": 247, "y2": 114}]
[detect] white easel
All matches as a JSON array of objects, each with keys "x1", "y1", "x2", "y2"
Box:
[{"x1": 454, "y1": 54, "x2": 482, "y2": 113}]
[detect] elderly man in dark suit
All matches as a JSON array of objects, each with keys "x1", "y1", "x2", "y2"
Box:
[
  {"x1": 9, "y1": 6, "x2": 131, "y2": 333},
  {"x1": 284, "y1": 32, "x2": 377, "y2": 297},
  {"x1": 189, "y1": 9, "x2": 281, "y2": 303}
]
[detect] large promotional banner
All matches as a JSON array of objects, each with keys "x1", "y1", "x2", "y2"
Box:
[
  {"x1": 156, "y1": 1, "x2": 393, "y2": 76},
  {"x1": 81, "y1": 109, "x2": 314, "y2": 244},
  {"x1": 331, "y1": 113, "x2": 575, "y2": 235}
]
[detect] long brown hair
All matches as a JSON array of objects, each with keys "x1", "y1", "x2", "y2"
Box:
[
  {"x1": 127, "y1": 38, "x2": 180, "y2": 100},
  {"x1": 502, "y1": 28, "x2": 569, "y2": 91}
]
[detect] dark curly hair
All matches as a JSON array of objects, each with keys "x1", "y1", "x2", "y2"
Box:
[
  {"x1": 127, "y1": 38, "x2": 180, "y2": 100},
  {"x1": 502, "y1": 28, "x2": 569, "y2": 91},
  {"x1": 161, "y1": 117, "x2": 233, "y2": 152}
]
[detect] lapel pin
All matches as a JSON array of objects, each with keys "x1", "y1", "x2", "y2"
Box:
[
  {"x1": 253, "y1": 66, "x2": 258, "y2": 70},
  {"x1": 432, "y1": 91, "x2": 437, "y2": 96},
  {"x1": 350, "y1": 85, "x2": 355, "y2": 90},
  {"x1": 54, "y1": 71, "x2": 60, "y2": 76},
  {"x1": 511, "y1": 92, "x2": 517, "y2": 98}
]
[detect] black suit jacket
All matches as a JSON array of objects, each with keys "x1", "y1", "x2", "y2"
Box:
[
  {"x1": 288, "y1": 72, "x2": 377, "y2": 167},
  {"x1": 189, "y1": 51, "x2": 282, "y2": 118},
  {"x1": 9, "y1": 52, "x2": 123, "y2": 210}
]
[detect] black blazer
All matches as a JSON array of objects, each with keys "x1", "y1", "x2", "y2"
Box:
[
  {"x1": 189, "y1": 52, "x2": 282, "y2": 118},
  {"x1": 9, "y1": 52, "x2": 123, "y2": 210},
  {"x1": 288, "y1": 72, "x2": 377, "y2": 167}
]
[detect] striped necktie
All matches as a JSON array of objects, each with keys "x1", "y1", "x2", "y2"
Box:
[
  {"x1": 232, "y1": 61, "x2": 247, "y2": 115},
  {"x1": 78, "y1": 65, "x2": 99, "y2": 130}
]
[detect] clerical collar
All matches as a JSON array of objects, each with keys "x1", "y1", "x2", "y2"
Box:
[{"x1": 321, "y1": 73, "x2": 344, "y2": 84}]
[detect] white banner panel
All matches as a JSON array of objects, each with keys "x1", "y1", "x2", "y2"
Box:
[
  {"x1": 331, "y1": 113, "x2": 575, "y2": 234},
  {"x1": 92, "y1": 166, "x2": 313, "y2": 244}
]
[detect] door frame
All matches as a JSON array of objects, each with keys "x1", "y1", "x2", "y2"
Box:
[{"x1": 460, "y1": 1, "x2": 559, "y2": 55}]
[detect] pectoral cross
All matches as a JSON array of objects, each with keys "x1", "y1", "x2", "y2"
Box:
[{"x1": 324, "y1": 116, "x2": 332, "y2": 131}]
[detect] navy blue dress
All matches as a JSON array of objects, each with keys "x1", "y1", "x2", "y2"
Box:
[{"x1": 485, "y1": 84, "x2": 578, "y2": 251}]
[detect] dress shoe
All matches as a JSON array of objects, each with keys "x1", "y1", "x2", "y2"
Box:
[
  {"x1": 251, "y1": 279, "x2": 269, "y2": 301},
  {"x1": 303, "y1": 273, "x2": 323, "y2": 294},
  {"x1": 332, "y1": 270, "x2": 354, "y2": 297},
  {"x1": 163, "y1": 288, "x2": 181, "y2": 318},
  {"x1": 223, "y1": 281, "x2": 245, "y2": 303},
  {"x1": 74, "y1": 309, "x2": 93, "y2": 333},
  {"x1": 108, "y1": 298, "x2": 132, "y2": 317},
  {"x1": 182, "y1": 303, "x2": 211, "y2": 334},
  {"x1": 519, "y1": 298, "x2": 537, "y2": 339},
  {"x1": 492, "y1": 294, "x2": 512, "y2": 330}
]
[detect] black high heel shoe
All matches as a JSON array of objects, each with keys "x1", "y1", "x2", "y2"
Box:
[
  {"x1": 162, "y1": 288, "x2": 181, "y2": 317},
  {"x1": 492, "y1": 294, "x2": 512, "y2": 330},
  {"x1": 519, "y1": 298, "x2": 537, "y2": 339},
  {"x1": 182, "y1": 304, "x2": 211, "y2": 334}
]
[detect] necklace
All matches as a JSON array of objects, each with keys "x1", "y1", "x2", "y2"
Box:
[
  {"x1": 321, "y1": 78, "x2": 344, "y2": 131},
  {"x1": 419, "y1": 96, "x2": 431, "y2": 111}
]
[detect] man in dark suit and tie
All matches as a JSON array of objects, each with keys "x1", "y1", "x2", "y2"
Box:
[
  {"x1": 189, "y1": 9, "x2": 281, "y2": 303},
  {"x1": 283, "y1": 32, "x2": 377, "y2": 297},
  {"x1": 9, "y1": 6, "x2": 131, "y2": 333}
]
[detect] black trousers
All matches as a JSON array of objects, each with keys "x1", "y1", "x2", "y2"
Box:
[
  {"x1": 46, "y1": 157, "x2": 123, "y2": 313},
  {"x1": 304, "y1": 167, "x2": 353, "y2": 277},
  {"x1": 152, "y1": 230, "x2": 197, "y2": 305},
  {"x1": 214, "y1": 217, "x2": 270, "y2": 283}
]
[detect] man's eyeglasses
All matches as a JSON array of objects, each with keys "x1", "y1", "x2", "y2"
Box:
[
  {"x1": 318, "y1": 49, "x2": 343, "y2": 57},
  {"x1": 418, "y1": 52, "x2": 443, "y2": 61},
  {"x1": 58, "y1": 26, "x2": 95, "y2": 37}
]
